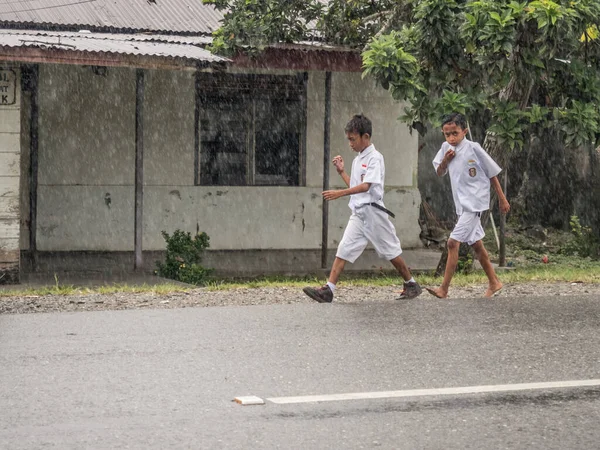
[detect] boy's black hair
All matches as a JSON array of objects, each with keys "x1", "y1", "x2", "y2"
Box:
[
  {"x1": 441, "y1": 112, "x2": 468, "y2": 130},
  {"x1": 345, "y1": 114, "x2": 372, "y2": 137}
]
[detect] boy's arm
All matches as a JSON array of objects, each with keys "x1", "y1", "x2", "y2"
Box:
[
  {"x1": 323, "y1": 183, "x2": 370, "y2": 201},
  {"x1": 490, "y1": 176, "x2": 510, "y2": 214},
  {"x1": 338, "y1": 170, "x2": 350, "y2": 187},
  {"x1": 332, "y1": 155, "x2": 350, "y2": 187},
  {"x1": 435, "y1": 149, "x2": 455, "y2": 176}
]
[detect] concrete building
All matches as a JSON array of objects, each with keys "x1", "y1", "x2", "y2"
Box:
[{"x1": 0, "y1": 1, "x2": 426, "y2": 282}]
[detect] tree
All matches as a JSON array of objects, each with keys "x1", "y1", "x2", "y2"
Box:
[
  {"x1": 363, "y1": 1, "x2": 600, "y2": 152},
  {"x1": 206, "y1": 0, "x2": 600, "y2": 134},
  {"x1": 204, "y1": 0, "x2": 403, "y2": 54},
  {"x1": 204, "y1": 0, "x2": 600, "y2": 240},
  {"x1": 358, "y1": 0, "x2": 600, "y2": 265},
  {"x1": 204, "y1": 0, "x2": 322, "y2": 56}
]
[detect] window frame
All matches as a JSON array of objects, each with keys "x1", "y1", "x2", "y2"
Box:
[{"x1": 194, "y1": 72, "x2": 308, "y2": 187}]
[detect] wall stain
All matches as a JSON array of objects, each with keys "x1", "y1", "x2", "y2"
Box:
[
  {"x1": 39, "y1": 225, "x2": 58, "y2": 236},
  {"x1": 169, "y1": 190, "x2": 181, "y2": 200},
  {"x1": 8, "y1": 201, "x2": 19, "y2": 214}
]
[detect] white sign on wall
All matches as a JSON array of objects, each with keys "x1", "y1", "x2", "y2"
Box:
[{"x1": 0, "y1": 69, "x2": 16, "y2": 105}]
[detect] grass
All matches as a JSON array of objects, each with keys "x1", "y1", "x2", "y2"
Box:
[
  {"x1": 1, "y1": 264, "x2": 598, "y2": 298},
  {"x1": 201, "y1": 262, "x2": 600, "y2": 291},
  {"x1": 0, "y1": 282, "x2": 191, "y2": 298}
]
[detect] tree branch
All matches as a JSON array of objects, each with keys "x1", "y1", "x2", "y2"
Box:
[
  {"x1": 362, "y1": 10, "x2": 392, "y2": 23},
  {"x1": 363, "y1": 5, "x2": 402, "y2": 51}
]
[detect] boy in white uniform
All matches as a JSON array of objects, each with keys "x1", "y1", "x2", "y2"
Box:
[
  {"x1": 303, "y1": 114, "x2": 422, "y2": 303},
  {"x1": 427, "y1": 112, "x2": 510, "y2": 299}
]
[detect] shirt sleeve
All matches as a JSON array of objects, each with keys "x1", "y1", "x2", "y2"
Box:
[
  {"x1": 432, "y1": 144, "x2": 447, "y2": 175},
  {"x1": 473, "y1": 143, "x2": 502, "y2": 178},
  {"x1": 362, "y1": 155, "x2": 383, "y2": 186}
]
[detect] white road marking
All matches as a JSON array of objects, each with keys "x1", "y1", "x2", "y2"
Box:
[{"x1": 266, "y1": 379, "x2": 600, "y2": 405}]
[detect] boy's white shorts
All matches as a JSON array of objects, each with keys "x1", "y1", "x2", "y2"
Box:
[
  {"x1": 336, "y1": 205, "x2": 402, "y2": 263},
  {"x1": 450, "y1": 211, "x2": 485, "y2": 245}
]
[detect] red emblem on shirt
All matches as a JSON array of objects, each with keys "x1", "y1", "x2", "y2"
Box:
[{"x1": 362, "y1": 164, "x2": 367, "y2": 168}]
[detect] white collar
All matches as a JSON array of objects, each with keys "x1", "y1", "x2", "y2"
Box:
[
  {"x1": 359, "y1": 144, "x2": 375, "y2": 158},
  {"x1": 454, "y1": 138, "x2": 469, "y2": 152}
]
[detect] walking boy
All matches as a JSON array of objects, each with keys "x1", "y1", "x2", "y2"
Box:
[
  {"x1": 303, "y1": 114, "x2": 422, "y2": 303},
  {"x1": 426, "y1": 112, "x2": 510, "y2": 299}
]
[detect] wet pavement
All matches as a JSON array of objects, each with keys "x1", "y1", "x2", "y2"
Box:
[{"x1": 1, "y1": 293, "x2": 600, "y2": 449}]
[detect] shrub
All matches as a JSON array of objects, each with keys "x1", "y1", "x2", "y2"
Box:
[
  {"x1": 457, "y1": 250, "x2": 474, "y2": 274},
  {"x1": 561, "y1": 216, "x2": 600, "y2": 260},
  {"x1": 156, "y1": 230, "x2": 213, "y2": 285}
]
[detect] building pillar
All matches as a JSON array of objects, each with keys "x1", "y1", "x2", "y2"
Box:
[
  {"x1": 134, "y1": 68, "x2": 145, "y2": 271},
  {"x1": 321, "y1": 71, "x2": 331, "y2": 269},
  {"x1": 0, "y1": 65, "x2": 21, "y2": 283}
]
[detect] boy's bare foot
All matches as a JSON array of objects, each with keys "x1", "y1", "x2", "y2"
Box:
[
  {"x1": 484, "y1": 282, "x2": 503, "y2": 298},
  {"x1": 425, "y1": 287, "x2": 448, "y2": 299}
]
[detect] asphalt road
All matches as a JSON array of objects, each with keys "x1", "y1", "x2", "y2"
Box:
[{"x1": 2, "y1": 294, "x2": 600, "y2": 449}]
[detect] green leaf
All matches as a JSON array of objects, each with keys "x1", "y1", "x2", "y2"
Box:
[{"x1": 490, "y1": 12, "x2": 502, "y2": 22}]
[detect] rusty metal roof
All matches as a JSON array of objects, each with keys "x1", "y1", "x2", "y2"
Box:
[
  {"x1": 0, "y1": 2, "x2": 360, "y2": 70},
  {"x1": 0, "y1": 0, "x2": 224, "y2": 34},
  {"x1": 0, "y1": 29, "x2": 226, "y2": 65}
]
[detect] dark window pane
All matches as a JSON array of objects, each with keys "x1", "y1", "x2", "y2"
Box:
[
  {"x1": 197, "y1": 74, "x2": 305, "y2": 187},
  {"x1": 200, "y1": 100, "x2": 248, "y2": 186},
  {"x1": 254, "y1": 99, "x2": 301, "y2": 186}
]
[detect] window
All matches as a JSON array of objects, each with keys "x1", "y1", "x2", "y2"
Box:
[{"x1": 196, "y1": 73, "x2": 307, "y2": 186}]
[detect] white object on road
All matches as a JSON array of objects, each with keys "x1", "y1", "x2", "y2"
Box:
[{"x1": 234, "y1": 396, "x2": 265, "y2": 406}]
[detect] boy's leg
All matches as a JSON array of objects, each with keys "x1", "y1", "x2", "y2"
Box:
[
  {"x1": 303, "y1": 214, "x2": 366, "y2": 303},
  {"x1": 391, "y1": 255, "x2": 422, "y2": 299},
  {"x1": 390, "y1": 255, "x2": 411, "y2": 281},
  {"x1": 302, "y1": 257, "x2": 347, "y2": 303},
  {"x1": 328, "y1": 257, "x2": 347, "y2": 285},
  {"x1": 426, "y1": 238, "x2": 459, "y2": 299},
  {"x1": 363, "y1": 208, "x2": 422, "y2": 299},
  {"x1": 427, "y1": 211, "x2": 485, "y2": 299},
  {"x1": 472, "y1": 240, "x2": 502, "y2": 297}
]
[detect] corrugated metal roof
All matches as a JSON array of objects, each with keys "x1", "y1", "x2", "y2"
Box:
[
  {"x1": 0, "y1": 0, "x2": 224, "y2": 34},
  {"x1": 0, "y1": 29, "x2": 227, "y2": 63}
]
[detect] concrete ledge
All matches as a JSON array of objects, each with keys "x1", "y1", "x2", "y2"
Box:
[{"x1": 21, "y1": 248, "x2": 441, "y2": 277}]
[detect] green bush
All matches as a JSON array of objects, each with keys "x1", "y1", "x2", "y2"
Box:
[
  {"x1": 457, "y1": 251, "x2": 474, "y2": 274},
  {"x1": 156, "y1": 230, "x2": 213, "y2": 285},
  {"x1": 561, "y1": 216, "x2": 600, "y2": 260}
]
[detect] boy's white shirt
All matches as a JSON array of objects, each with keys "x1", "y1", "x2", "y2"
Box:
[
  {"x1": 432, "y1": 138, "x2": 501, "y2": 215},
  {"x1": 347, "y1": 144, "x2": 385, "y2": 213}
]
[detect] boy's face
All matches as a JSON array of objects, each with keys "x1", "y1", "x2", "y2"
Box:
[
  {"x1": 442, "y1": 122, "x2": 468, "y2": 147},
  {"x1": 346, "y1": 132, "x2": 370, "y2": 153}
]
